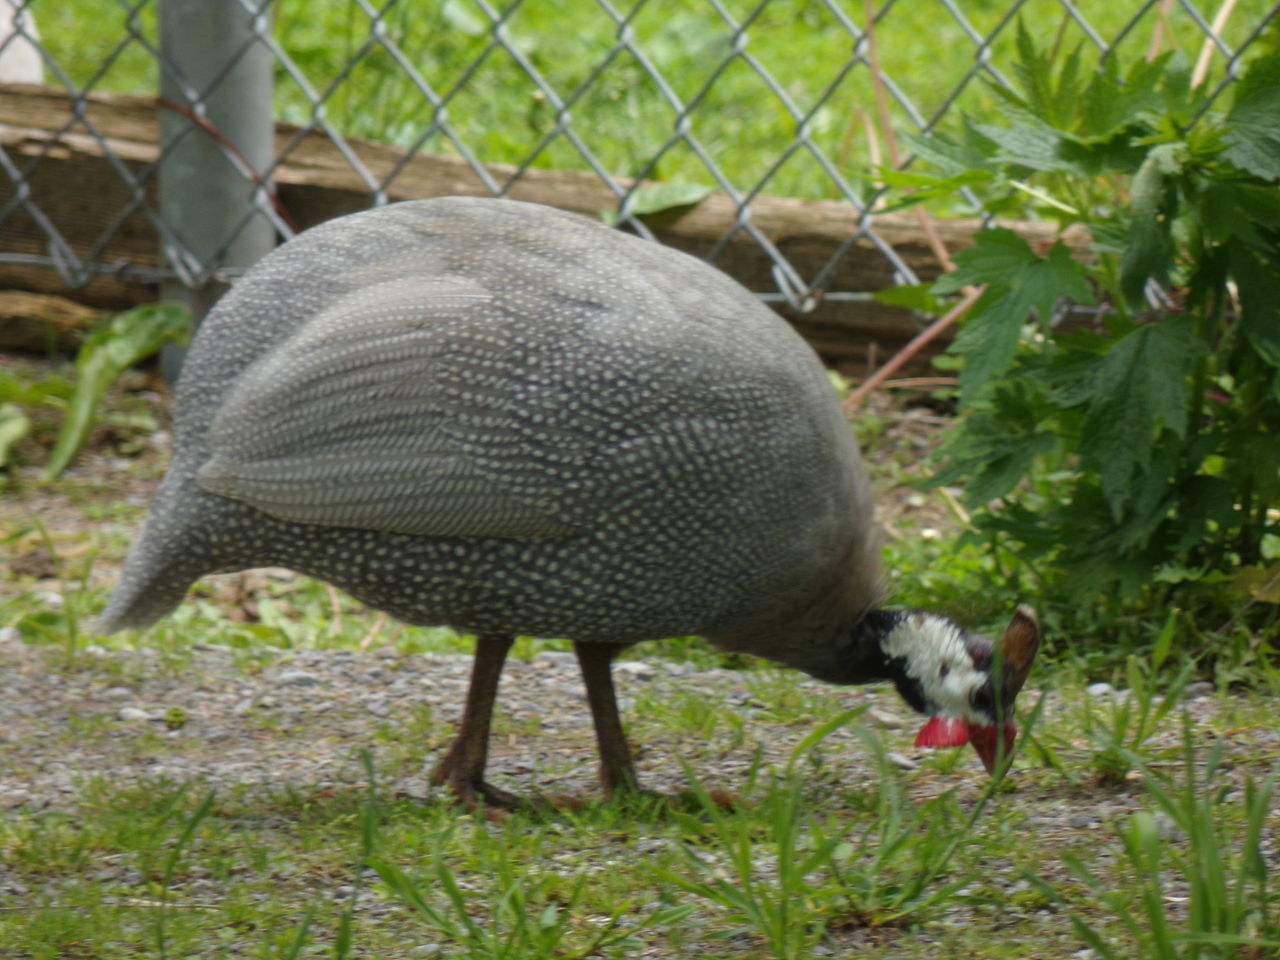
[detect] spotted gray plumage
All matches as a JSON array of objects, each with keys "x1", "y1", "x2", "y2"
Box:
[
  {"x1": 101, "y1": 198, "x2": 870, "y2": 646},
  {"x1": 101, "y1": 197, "x2": 1038, "y2": 805}
]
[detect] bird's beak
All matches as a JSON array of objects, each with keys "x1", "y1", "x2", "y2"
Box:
[
  {"x1": 914, "y1": 716, "x2": 1017, "y2": 776},
  {"x1": 967, "y1": 721, "x2": 1018, "y2": 775}
]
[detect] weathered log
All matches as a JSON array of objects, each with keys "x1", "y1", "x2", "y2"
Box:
[
  {"x1": 0, "y1": 289, "x2": 101, "y2": 352},
  {"x1": 0, "y1": 85, "x2": 1077, "y2": 371}
]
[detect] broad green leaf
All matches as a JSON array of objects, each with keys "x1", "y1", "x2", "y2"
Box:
[
  {"x1": 1120, "y1": 143, "x2": 1185, "y2": 308},
  {"x1": 934, "y1": 228, "x2": 1040, "y2": 293},
  {"x1": 863, "y1": 167, "x2": 995, "y2": 211},
  {"x1": 949, "y1": 286, "x2": 1040, "y2": 403},
  {"x1": 0, "y1": 402, "x2": 31, "y2": 468},
  {"x1": 626, "y1": 182, "x2": 713, "y2": 216},
  {"x1": 873, "y1": 282, "x2": 945, "y2": 313},
  {"x1": 1078, "y1": 315, "x2": 1202, "y2": 518},
  {"x1": 1078, "y1": 53, "x2": 1177, "y2": 142},
  {"x1": 1223, "y1": 44, "x2": 1280, "y2": 180},
  {"x1": 1114, "y1": 434, "x2": 1180, "y2": 550},
  {"x1": 42, "y1": 302, "x2": 192, "y2": 481},
  {"x1": 931, "y1": 395, "x2": 1057, "y2": 506},
  {"x1": 957, "y1": 428, "x2": 1055, "y2": 506},
  {"x1": 972, "y1": 120, "x2": 1070, "y2": 173},
  {"x1": 901, "y1": 124, "x2": 997, "y2": 175},
  {"x1": 938, "y1": 230, "x2": 1093, "y2": 401},
  {"x1": 1011, "y1": 21, "x2": 1061, "y2": 126},
  {"x1": 1018, "y1": 337, "x2": 1108, "y2": 407}
]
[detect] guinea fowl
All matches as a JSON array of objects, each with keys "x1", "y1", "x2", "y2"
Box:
[{"x1": 99, "y1": 197, "x2": 1039, "y2": 810}]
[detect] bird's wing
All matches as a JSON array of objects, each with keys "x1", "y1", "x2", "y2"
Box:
[{"x1": 195, "y1": 275, "x2": 579, "y2": 540}]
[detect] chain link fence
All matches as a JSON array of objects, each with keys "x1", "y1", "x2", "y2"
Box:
[{"x1": 1, "y1": 0, "x2": 1277, "y2": 338}]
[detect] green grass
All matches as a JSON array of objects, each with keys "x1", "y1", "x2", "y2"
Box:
[
  {"x1": 37, "y1": 0, "x2": 1277, "y2": 202},
  {"x1": 4, "y1": 649, "x2": 1277, "y2": 959}
]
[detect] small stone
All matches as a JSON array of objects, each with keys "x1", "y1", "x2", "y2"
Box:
[
  {"x1": 395, "y1": 778, "x2": 431, "y2": 801},
  {"x1": 1184, "y1": 681, "x2": 1215, "y2": 700},
  {"x1": 408, "y1": 945, "x2": 442, "y2": 958},
  {"x1": 1086, "y1": 682, "x2": 1114, "y2": 698},
  {"x1": 118, "y1": 707, "x2": 151, "y2": 722},
  {"x1": 275, "y1": 670, "x2": 319, "y2": 688},
  {"x1": 532, "y1": 651, "x2": 575, "y2": 667},
  {"x1": 3, "y1": 789, "x2": 33, "y2": 808},
  {"x1": 103, "y1": 686, "x2": 134, "y2": 701},
  {"x1": 615, "y1": 661, "x2": 655, "y2": 680},
  {"x1": 0, "y1": 626, "x2": 20, "y2": 644},
  {"x1": 867, "y1": 707, "x2": 904, "y2": 729},
  {"x1": 887, "y1": 752, "x2": 918, "y2": 771}
]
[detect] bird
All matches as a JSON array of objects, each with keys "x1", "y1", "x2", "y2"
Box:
[{"x1": 99, "y1": 196, "x2": 1039, "y2": 811}]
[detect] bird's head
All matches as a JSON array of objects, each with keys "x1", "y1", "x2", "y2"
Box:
[{"x1": 885, "y1": 605, "x2": 1040, "y2": 774}]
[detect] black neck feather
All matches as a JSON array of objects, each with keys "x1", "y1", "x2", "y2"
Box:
[{"x1": 795, "y1": 608, "x2": 916, "y2": 696}]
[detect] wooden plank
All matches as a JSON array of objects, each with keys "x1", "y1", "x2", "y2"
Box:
[{"x1": 0, "y1": 85, "x2": 1079, "y2": 371}]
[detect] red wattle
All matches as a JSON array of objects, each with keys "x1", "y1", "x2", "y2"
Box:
[{"x1": 914, "y1": 715, "x2": 971, "y2": 748}]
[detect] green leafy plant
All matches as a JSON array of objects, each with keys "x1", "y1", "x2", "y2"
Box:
[
  {"x1": 369, "y1": 819, "x2": 689, "y2": 959},
  {"x1": 42, "y1": 302, "x2": 191, "y2": 481},
  {"x1": 891, "y1": 25, "x2": 1280, "y2": 645},
  {"x1": 656, "y1": 711, "x2": 998, "y2": 956},
  {"x1": 1029, "y1": 720, "x2": 1278, "y2": 958},
  {"x1": 150, "y1": 788, "x2": 216, "y2": 960},
  {"x1": 1079, "y1": 652, "x2": 1190, "y2": 784}
]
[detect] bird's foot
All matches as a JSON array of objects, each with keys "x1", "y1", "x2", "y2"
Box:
[{"x1": 432, "y1": 770, "x2": 525, "y2": 820}]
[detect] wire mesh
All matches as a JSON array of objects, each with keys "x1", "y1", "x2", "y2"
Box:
[{"x1": 1, "y1": 0, "x2": 1276, "y2": 309}]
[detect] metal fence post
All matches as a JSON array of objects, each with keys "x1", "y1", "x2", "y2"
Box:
[{"x1": 157, "y1": 0, "x2": 275, "y2": 380}]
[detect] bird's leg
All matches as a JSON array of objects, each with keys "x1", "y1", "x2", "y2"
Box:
[
  {"x1": 573, "y1": 641, "x2": 639, "y2": 797},
  {"x1": 432, "y1": 633, "x2": 521, "y2": 812}
]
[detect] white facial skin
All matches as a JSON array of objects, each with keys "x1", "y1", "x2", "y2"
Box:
[{"x1": 882, "y1": 613, "x2": 995, "y2": 726}]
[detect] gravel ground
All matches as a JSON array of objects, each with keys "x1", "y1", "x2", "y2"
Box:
[
  {"x1": 5, "y1": 621, "x2": 1278, "y2": 957},
  {"x1": 0, "y1": 627, "x2": 952, "y2": 812},
  {"x1": 0, "y1": 618, "x2": 1262, "y2": 828}
]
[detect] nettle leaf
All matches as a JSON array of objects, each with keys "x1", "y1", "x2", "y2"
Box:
[
  {"x1": 1010, "y1": 21, "x2": 1084, "y2": 130},
  {"x1": 1057, "y1": 131, "x2": 1149, "y2": 178},
  {"x1": 873, "y1": 283, "x2": 945, "y2": 314},
  {"x1": 935, "y1": 228, "x2": 1040, "y2": 293},
  {"x1": 1223, "y1": 45, "x2": 1280, "y2": 180},
  {"x1": 1116, "y1": 434, "x2": 1180, "y2": 551},
  {"x1": 1078, "y1": 315, "x2": 1203, "y2": 519},
  {"x1": 1019, "y1": 336, "x2": 1109, "y2": 408},
  {"x1": 603, "y1": 183, "x2": 713, "y2": 224},
  {"x1": 930, "y1": 383, "x2": 1056, "y2": 505},
  {"x1": 1078, "y1": 53, "x2": 1176, "y2": 142},
  {"x1": 938, "y1": 229, "x2": 1093, "y2": 402},
  {"x1": 864, "y1": 167, "x2": 995, "y2": 213},
  {"x1": 902, "y1": 125, "x2": 998, "y2": 175},
  {"x1": 1120, "y1": 142, "x2": 1186, "y2": 309},
  {"x1": 973, "y1": 119, "x2": 1070, "y2": 173}
]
